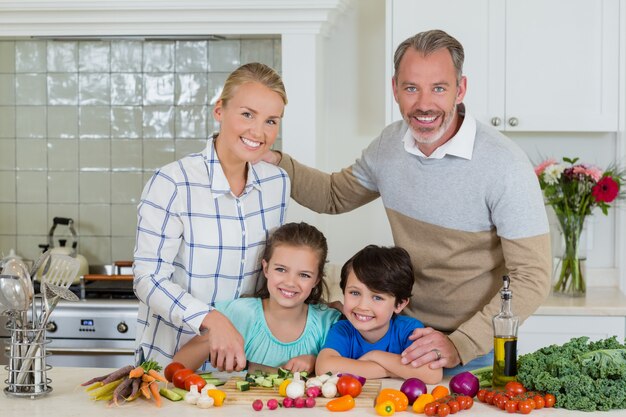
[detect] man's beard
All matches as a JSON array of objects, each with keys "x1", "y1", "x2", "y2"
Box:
[{"x1": 406, "y1": 103, "x2": 457, "y2": 145}]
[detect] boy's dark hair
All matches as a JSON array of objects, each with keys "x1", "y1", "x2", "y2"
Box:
[
  {"x1": 255, "y1": 222, "x2": 329, "y2": 304},
  {"x1": 340, "y1": 245, "x2": 414, "y2": 306}
]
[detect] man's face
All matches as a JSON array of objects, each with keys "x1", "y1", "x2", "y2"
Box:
[{"x1": 392, "y1": 48, "x2": 466, "y2": 153}]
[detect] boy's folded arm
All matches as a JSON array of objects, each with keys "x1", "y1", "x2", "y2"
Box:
[
  {"x1": 359, "y1": 350, "x2": 443, "y2": 384},
  {"x1": 315, "y1": 348, "x2": 389, "y2": 379}
]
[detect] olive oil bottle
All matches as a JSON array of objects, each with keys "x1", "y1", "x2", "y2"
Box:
[{"x1": 492, "y1": 275, "x2": 519, "y2": 388}]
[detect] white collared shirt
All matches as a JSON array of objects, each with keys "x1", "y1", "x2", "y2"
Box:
[{"x1": 402, "y1": 109, "x2": 477, "y2": 160}]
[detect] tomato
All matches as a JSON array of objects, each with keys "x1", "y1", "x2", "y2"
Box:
[
  {"x1": 431, "y1": 385, "x2": 449, "y2": 400},
  {"x1": 437, "y1": 403, "x2": 450, "y2": 417},
  {"x1": 533, "y1": 395, "x2": 545, "y2": 409},
  {"x1": 424, "y1": 402, "x2": 439, "y2": 417},
  {"x1": 484, "y1": 390, "x2": 496, "y2": 405},
  {"x1": 504, "y1": 399, "x2": 518, "y2": 413},
  {"x1": 337, "y1": 375, "x2": 362, "y2": 398},
  {"x1": 446, "y1": 400, "x2": 460, "y2": 414},
  {"x1": 464, "y1": 396, "x2": 473, "y2": 409},
  {"x1": 476, "y1": 389, "x2": 488, "y2": 402},
  {"x1": 164, "y1": 361, "x2": 186, "y2": 382},
  {"x1": 518, "y1": 399, "x2": 534, "y2": 415},
  {"x1": 456, "y1": 396, "x2": 469, "y2": 410},
  {"x1": 172, "y1": 368, "x2": 194, "y2": 389},
  {"x1": 184, "y1": 373, "x2": 207, "y2": 391},
  {"x1": 544, "y1": 393, "x2": 556, "y2": 408},
  {"x1": 494, "y1": 393, "x2": 507, "y2": 410},
  {"x1": 504, "y1": 381, "x2": 526, "y2": 396}
]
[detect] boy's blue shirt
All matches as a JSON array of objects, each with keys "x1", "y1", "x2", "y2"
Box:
[{"x1": 321, "y1": 315, "x2": 425, "y2": 358}]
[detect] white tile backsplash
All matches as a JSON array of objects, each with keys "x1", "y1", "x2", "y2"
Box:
[{"x1": 0, "y1": 36, "x2": 280, "y2": 265}]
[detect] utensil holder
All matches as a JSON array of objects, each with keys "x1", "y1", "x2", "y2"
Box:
[{"x1": 3, "y1": 320, "x2": 52, "y2": 398}]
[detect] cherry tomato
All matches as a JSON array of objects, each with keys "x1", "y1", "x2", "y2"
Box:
[
  {"x1": 504, "y1": 381, "x2": 526, "y2": 396},
  {"x1": 484, "y1": 390, "x2": 496, "y2": 405},
  {"x1": 504, "y1": 399, "x2": 518, "y2": 414},
  {"x1": 476, "y1": 389, "x2": 488, "y2": 403},
  {"x1": 164, "y1": 361, "x2": 186, "y2": 382},
  {"x1": 172, "y1": 368, "x2": 194, "y2": 389},
  {"x1": 494, "y1": 393, "x2": 508, "y2": 410},
  {"x1": 518, "y1": 399, "x2": 534, "y2": 415},
  {"x1": 544, "y1": 393, "x2": 556, "y2": 408},
  {"x1": 184, "y1": 373, "x2": 207, "y2": 391},
  {"x1": 437, "y1": 403, "x2": 450, "y2": 417},
  {"x1": 456, "y1": 396, "x2": 468, "y2": 410},
  {"x1": 424, "y1": 402, "x2": 439, "y2": 417},
  {"x1": 465, "y1": 396, "x2": 473, "y2": 409},
  {"x1": 533, "y1": 395, "x2": 545, "y2": 409},
  {"x1": 336, "y1": 375, "x2": 362, "y2": 398},
  {"x1": 446, "y1": 400, "x2": 460, "y2": 414}
]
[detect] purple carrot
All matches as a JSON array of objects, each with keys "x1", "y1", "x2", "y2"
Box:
[{"x1": 101, "y1": 365, "x2": 134, "y2": 385}]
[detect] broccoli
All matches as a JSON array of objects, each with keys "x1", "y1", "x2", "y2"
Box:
[{"x1": 517, "y1": 336, "x2": 626, "y2": 411}]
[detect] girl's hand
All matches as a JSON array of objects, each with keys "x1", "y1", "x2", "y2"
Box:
[
  {"x1": 282, "y1": 354, "x2": 316, "y2": 374},
  {"x1": 200, "y1": 310, "x2": 246, "y2": 372}
]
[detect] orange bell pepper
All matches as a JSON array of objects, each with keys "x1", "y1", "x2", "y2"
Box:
[
  {"x1": 376, "y1": 388, "x2": 408, "y2": 412},
  {"x1": 326, "y1": 394, "x2": 356, "y2": 412},
  {"x1": 207, "y1": 389, "x2": 226, "y2": 406}
]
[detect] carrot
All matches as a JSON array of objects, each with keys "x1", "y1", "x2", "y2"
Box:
[
  {"x1": 140, "y1": 381, "x2": 151, "y2": 399},
  {"x1": 81, "y1": 374, "x2": 110, "y2": 386},
  {"x1": 148, "y1": 369, "x2": 168, "y2": 383},
  {"x1": 129, "y1": 366, "x2": 145, "y2": 379},
  {"x1": 126, "y1": 377, "x2": 142, "y2": 401},
  {"x1": 112, "y1": 377, "x2": 133, "y2": 406},
  {"x1": 149, "y1": 382, "x2": 162, "y2": 407},
  {"x1": 102, "y1": 365, "x2": 134, "y2": 385},
  {"x1": 142, "y1": 374, "x2": 156, "y2": 383}
]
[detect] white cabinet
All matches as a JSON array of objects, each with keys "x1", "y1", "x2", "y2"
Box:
[
  {"x1": 386, "y1": 0, "x2": 620, "y2": 132},
  {"x1": 517, "y1": 315, "x2": 626, "y2": 355}
]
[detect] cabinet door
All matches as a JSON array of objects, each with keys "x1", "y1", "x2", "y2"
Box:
[
  {"x1": 505, "y1": 0, "x2": 619, "y2": 131},
  {"x1": 387, "y1": 0, "x2": 504, "y2": 126},
  {"x1": 518, "y1": 315, "x2": 625, "y2": 355}
]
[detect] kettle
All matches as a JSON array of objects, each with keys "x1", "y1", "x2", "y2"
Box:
[{"x1": 36, "y1": 217, "x2": 89, "y2": 284}]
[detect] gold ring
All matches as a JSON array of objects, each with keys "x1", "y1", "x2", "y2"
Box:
[{"x1": 432, "y1": 348, "x2": 442, "y2": 360}]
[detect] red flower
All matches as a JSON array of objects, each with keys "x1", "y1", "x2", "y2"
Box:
[{"x1": 592, "y1": 176, "x2": 619, "y2": 203}]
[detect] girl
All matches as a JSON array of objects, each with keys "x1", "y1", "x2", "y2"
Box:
[
  {"x1": 174, "y1": 222, "x2": 341, "y2": 373},
  {"x1": 134, "y1": 63, "x2": 290, "y2": 371}
]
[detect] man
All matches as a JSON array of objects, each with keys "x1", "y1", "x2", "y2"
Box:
[{"x1": 263, "y1": 30, "x2": 551, "y2": 373}]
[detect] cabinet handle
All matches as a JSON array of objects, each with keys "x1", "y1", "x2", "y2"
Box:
[
  {"x1": 508, "y1": 117, "x2": 519, "y2": 127},
  {"x1": 490, "y1": 117, "x2": 501, "y2": 127}
]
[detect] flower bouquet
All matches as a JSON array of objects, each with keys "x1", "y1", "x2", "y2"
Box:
[{"x1": 534, "y1": 157, "x2": 625, "y2": 296}]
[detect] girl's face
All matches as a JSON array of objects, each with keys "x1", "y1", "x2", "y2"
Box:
[
  {"x1": 262, "y1": 244, "x2": 320, "y2": 310},
  {"x1": 213, "y1": 81, "x2": 284, "y2": 166},
  {"x1": 342, "y1": 271, "x2": 408, "y2": 343}
]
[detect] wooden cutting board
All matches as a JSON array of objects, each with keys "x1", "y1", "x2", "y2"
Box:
[{"x1": 221, "y1": 377, "x2": 382, "y2": 407}]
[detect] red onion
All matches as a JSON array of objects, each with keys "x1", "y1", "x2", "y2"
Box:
[
  {"x1": 399, "y1": 377, "x2": 427, "y2": 405},
  {"x1": 449, "y1": 371, "x2": 480, "y2": 397}
]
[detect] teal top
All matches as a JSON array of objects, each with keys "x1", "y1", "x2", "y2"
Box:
[{"x1": 214, "y1": 297, "x2": 341, "y2": 368}]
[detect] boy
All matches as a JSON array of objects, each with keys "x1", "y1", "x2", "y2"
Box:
[{"x1": 316, "y1": 245, "x2": 442, "y2": 383}]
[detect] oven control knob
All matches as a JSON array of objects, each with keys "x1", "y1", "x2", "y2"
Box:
[
  {"x1": 46, "y1": 321, "x2": 57, "y2": 333},
  {"x1": 117, "y1": 322, "x2": 128, "y2": 334}
]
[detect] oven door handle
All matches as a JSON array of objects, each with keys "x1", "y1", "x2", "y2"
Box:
[{"x1": 46, "y1": 347, "x2": 134, "y2": 355}]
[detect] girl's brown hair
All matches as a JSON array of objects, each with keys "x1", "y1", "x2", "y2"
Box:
[{"x1": 255, "y1": 222, "x2": 328, "y2": 304}]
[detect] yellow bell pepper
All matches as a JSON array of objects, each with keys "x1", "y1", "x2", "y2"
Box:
[
  {"x1": 278, "y1": 378, "x2": 292, "y2": 397},
  {"x1": 207, "y1": 389, "x2": 226, "y2": 406},
  {"x1": 375, "y1": 400, "x2": 396, "y2": 416}
]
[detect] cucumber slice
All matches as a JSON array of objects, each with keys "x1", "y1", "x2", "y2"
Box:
[
  {"x1": 201, "y1": 376, "x2": 226, "y2": 386},
  {"x1": 277, "y1": 367, "x2": 290, "y2": 378},
  {"x1": 259, "y1": 379, "x2": 273, "y2": 388},
  {"x1": 273, "y1": 377, "x2": 284, "y2": 387},
  {"x1": 160, "y1": 387, "x2": 183, "y2": 401},
  {"x1": 236, "y1": 381, "x2": 251, "y2": 391},
  {"x1": 170, "y1": 387, "x2": 189, "y2": 399}
]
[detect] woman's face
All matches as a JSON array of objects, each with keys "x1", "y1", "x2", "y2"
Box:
[{"x1": 213, "y1": 81, "x2": 284, "y2": 165}]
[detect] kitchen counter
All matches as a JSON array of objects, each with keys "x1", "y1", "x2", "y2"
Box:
[
  {"x1": 2, "y1": 367, "x2": 624, "y2": 416},
  {"x1": 534, "y1": 287, "x2": 626, "y2": 316}
]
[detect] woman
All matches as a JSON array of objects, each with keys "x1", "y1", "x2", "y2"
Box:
[{"x1": 133, "y1": 63, "x2": 290, "y2": 371}]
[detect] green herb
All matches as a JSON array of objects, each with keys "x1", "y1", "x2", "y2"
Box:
[
  {"x1": 517, "y1": 336, "x2": 626, "y2": 411},
  {"x1": 140, "y1": 360, "x2": 162, "y2": 372}
]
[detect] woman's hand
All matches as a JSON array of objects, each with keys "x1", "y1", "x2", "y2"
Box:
[
  {"x1": 201, "y1": 310, "x2": 246, "y2": 372},
  {"x1": 282, "y1": 354, "x2": 316, "y2": 374},
  {"x1": 400, "y1": 327, "x2": 461, "y2": 369}
]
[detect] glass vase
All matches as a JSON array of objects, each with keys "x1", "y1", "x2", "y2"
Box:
[{"x1": 552, "y1": 212, "x2": 587, "y2": 297}]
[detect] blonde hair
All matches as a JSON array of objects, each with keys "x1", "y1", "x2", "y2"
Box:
[{"x1": 219, "y1": 62, "x2": 287, "y2": 107}]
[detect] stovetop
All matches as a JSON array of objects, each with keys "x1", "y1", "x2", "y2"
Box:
[{"x1": 33, "y1": 279, "x2": 136, "y2": 300}]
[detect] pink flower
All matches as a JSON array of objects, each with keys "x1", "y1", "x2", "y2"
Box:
[
  {"x1": 572, "y1": 165, "x2": 603, "y2": 182},
  {"x1": 534, "y1": 159, "x2": 557, "y2": 176},
  {"x1": 592, "y1": 176, "x2": 620, "y2": 203}
]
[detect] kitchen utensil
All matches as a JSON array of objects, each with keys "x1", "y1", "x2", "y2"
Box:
[
  {"x1": 36, "y1": 217, "x2": 88, "y2": 284},
  {"x1": 0, "y1": 273, "x2": 32, "y2": 315}
]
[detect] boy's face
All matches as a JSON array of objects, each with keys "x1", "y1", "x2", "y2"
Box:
[{"x1": 342, "y1": 270, "x2": 409, "y2": 344}]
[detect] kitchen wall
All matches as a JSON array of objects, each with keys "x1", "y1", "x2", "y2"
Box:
[{"x1": 0, "y1": 36, "x2": 281, "y2": 265}]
